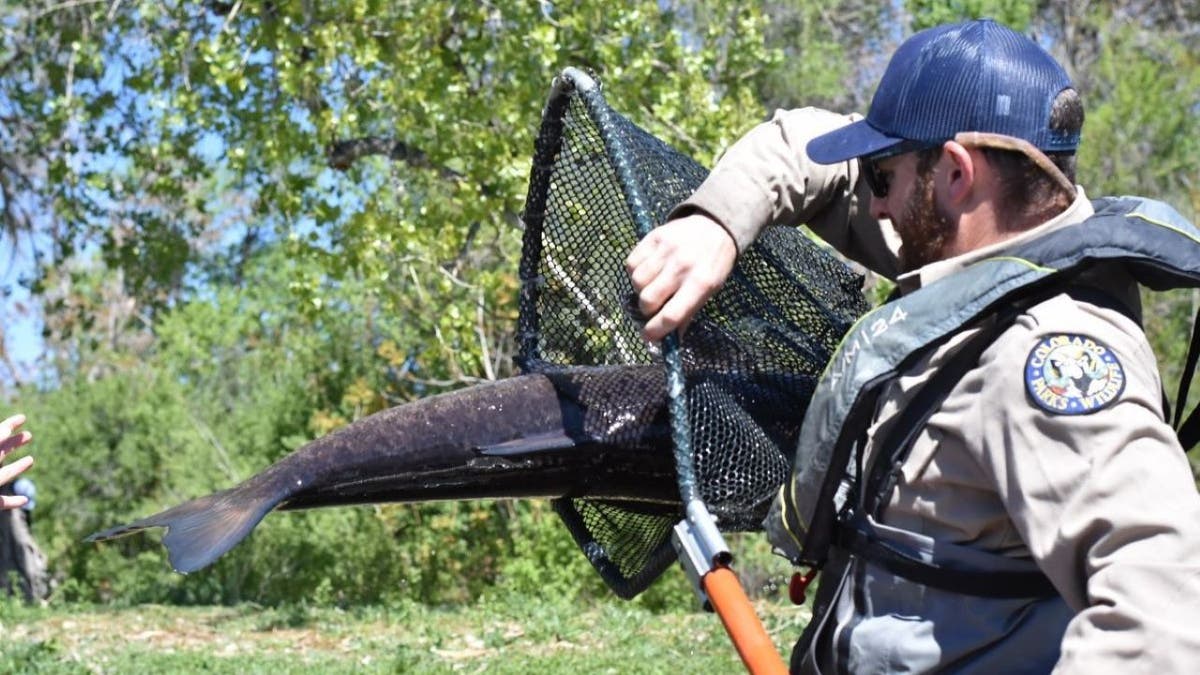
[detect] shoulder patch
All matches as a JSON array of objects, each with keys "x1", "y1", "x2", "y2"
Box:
[{"x1": 1024, "y1": 334, "x2": 1125, "y2": 415}]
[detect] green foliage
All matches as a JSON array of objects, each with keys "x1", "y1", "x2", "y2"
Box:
[
  {"x1": 907, "y1": 0, "x2": 1034, "y2": 31},
  {"x1": 4, "y1": 1, "x2": 778, "y2": 388},
  {"x1": 495, "y1": 501, "x2": 608, "y2": 602},
  {"x1": 759, "y1": 2, "x2": 871, "y2": 111},
  {"x1": 1079, "y1": 22, "x2": 1200, "y2": 212}
]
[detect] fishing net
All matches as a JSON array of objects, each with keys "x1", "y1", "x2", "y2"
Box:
[{"x1": 517, "y1": 68, "x2": 868, "y2": 599}]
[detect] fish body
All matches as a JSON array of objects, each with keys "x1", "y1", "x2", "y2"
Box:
[{"x1": 87, "y1": 365, "x2": 681, "y2": 573}]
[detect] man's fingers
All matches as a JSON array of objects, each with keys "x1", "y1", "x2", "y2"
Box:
[
  {"x1": 628, "y1": 250, "x2": 667, "y2": 295},
  {"x1": 636, "y1": 259, "x2": 688, "y2": 318},
  {"x1": 625, "y1": 212, "x2": 738, "y2": 341},
  {"x1": 0, "y1": 430, "x2": 31, "y2": 456},
  {"x1": 0, "y1": 414, "x2": 26, "y2": 439},
  {"x1": 0, "y1": 494, "x2": 28, "y2": 511},
  {"x1": 0, "y1": 454, "x2": 32, "y2": 487},
  {"x1": 625, "y1": 233, "x2": 661, "y2": 275},
  {"x1": 641, "y1": 276, "x2": 716, "y2": 341}
]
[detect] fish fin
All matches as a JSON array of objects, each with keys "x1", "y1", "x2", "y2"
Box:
[
  {"x1": 85, "y1": 485, "x2": 279, "y2": 574},
  {"x1": 477, "y1": 430, "x2": 578, "y2": 456}
]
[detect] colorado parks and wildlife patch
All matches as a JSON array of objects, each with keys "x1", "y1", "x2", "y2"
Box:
[{"x1": 1024, "y1": 333, "x2": 1125, "y2": 415}]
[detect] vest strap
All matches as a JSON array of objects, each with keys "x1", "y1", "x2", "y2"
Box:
[
  {"x1": 862, "y1": 309, "x2": 1017, "y2": 516},
  {"x1": 1174, "y1": 306, "x2": 1200, "y2": 452},
  {"x1": 836, "y1": 511, "x2": 1059, "y2": 599}
]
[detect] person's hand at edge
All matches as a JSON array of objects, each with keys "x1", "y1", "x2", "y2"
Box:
[
  {"x1": 0, "y1": 413, "x2": 33, "y2": 511},
  {"x1": 625, "y1": 213, "x2": 737, "y2": 342}
]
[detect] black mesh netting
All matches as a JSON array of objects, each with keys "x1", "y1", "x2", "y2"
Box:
[{"x1": 517, "y1": 69, "x2": 868, "y2": 598}]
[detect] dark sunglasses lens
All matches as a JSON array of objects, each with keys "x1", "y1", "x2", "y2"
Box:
[{"x1": 861, "y1": 159, "x2": 888, "y2": 198}]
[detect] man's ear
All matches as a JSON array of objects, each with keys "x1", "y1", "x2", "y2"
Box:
[{"x1": 939, "y1": 140, "x2": 975, "y2": 206}]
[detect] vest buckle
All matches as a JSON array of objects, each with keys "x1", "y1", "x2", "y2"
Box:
[{"x1": 788, "y1": 566, "x2": 820, "y2": 605}]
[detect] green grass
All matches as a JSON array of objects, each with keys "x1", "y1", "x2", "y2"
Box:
[{"x1": 0, "y1": 594, "x2": 811, "y2": 673}]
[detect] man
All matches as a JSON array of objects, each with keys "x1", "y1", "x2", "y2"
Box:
[{"x1": 627, "y1": 19, "x2": 1200, "y2": 673}]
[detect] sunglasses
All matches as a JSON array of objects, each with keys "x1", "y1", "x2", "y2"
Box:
[
  {"x1": 860, "y1": 157, "x2": 893, "y2": 199},
  {"x1": 859, "y1": 139, "x2": 939, "y2": 199},
  {"x1": 859, "y1": 133, "x2": 1074, "y2": 200}
]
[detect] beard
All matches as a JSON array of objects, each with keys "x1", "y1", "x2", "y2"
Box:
[{"x1": 896, "y1": 166, "x2": 956, "y2": 273}]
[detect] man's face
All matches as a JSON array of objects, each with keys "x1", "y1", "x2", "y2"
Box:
[{"x1": 868, "y1": 151, "x2": 956, "y2": 273}]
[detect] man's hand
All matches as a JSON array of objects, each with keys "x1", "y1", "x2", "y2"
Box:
[
  {"x1": 0, "y1": 414, "x2": 33, "y2": 511},
  {"x1": 625, "y1": 213, "x2": 738, "y2": 342}
]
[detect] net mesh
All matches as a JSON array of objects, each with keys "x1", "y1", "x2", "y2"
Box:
[{"x1": 517, "y1": 70, "x2": 868, "y2": 598}]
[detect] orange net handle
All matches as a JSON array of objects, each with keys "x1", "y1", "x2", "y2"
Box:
[{"x1": 704, "y1": 566, "x2": 788, "y2": 674}]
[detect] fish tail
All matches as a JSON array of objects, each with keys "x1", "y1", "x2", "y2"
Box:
[{"x1": 85, "y1": 482, "x2": 279, "y2": 574}]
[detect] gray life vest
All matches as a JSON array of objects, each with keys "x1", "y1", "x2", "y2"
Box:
[{"x1": 766, "y1": 194, "x2": 1200, "y2": 599}]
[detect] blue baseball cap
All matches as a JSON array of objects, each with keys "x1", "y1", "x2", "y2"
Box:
[{"x1": 807, "y1": 19, "x2": 1079, "y2": 164}]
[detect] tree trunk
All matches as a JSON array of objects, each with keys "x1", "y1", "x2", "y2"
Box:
[{"x1": 0, "y1": 484, "x2": 49, "y2": 602}]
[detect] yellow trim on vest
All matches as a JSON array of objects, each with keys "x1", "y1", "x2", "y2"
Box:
[
  {"x1": 981, "y1": 256, "x2": 1057, "y2": 274},
  {"x1": 781, "y1": 482, "x2": 808, "y2": 550},
  {"x1": 1129, "y1": 211, "x2": 1200, "y2": 245}
]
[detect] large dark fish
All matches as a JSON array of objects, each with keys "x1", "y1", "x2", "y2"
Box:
[{"x1": 86, "y1": 365, "x2": 683, "y2": 573}]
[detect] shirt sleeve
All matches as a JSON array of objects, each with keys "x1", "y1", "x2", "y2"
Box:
[
  {"x1": 970, "y1": 292, "x2": 1200, "y2": 672},
  {"x1": 669, "y1": 107, "x2": 902, "y2": 280}
]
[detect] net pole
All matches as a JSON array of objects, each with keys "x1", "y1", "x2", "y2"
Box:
[
  {"x1": 559, "y1": 67, "x2": 701, "y2": 503},
  {"x1": 558, "y1": 67, "x2": 786, "y2": 674},
  {"x1": 674, "y1": 504, "x2": 789, "y2": 674},
  {"x1": 705, "y1": 567, "x2": 788, "y2": 675}
]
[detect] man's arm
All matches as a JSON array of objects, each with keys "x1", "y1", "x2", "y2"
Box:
[
  {"x1": 974, "y1": 296, "x2": 1200, "y2": 671},
  {"x1": 626, "y1": 107, "x2": 895, "y2": 341}
]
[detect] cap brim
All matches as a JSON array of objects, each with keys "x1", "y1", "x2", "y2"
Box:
[{"x1": 806, "y1": 119, "x2": 904, "y2": 164}]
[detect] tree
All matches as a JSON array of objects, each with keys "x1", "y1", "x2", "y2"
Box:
[{"x1": 2, "y1": 1, "x2": 778, "y2": 391}]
